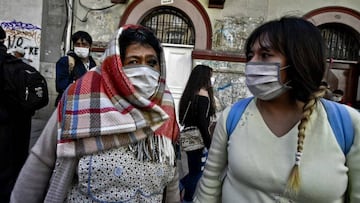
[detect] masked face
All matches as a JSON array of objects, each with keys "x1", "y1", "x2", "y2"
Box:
[
  {"x1": 123, "y1": 65, "x2": 160, "y2": 99},
  {"x1": 331, "y1": 95, "x2": 343, "y2": 102},
  {"x1": 245, "y1": 62, "x2": 291, "y2": 100},
  {"x1": 74, "y1": 47, "x2": 89, "y2": 58}
]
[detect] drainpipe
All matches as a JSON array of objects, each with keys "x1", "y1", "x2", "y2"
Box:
[{"x1": 65, "y1": 0, "x2": 74, "y2": 54}]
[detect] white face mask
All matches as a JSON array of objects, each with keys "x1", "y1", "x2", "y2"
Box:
[
  {"x1": 123, "y1": 65, "x2": 160, "y2": 99},
  {"x1": 245, "y1": 62, "x2": 291, "y2": 100},
  {"x1": 74, "y1": 47, "x2": 89, "y2": 58},
  {"x1": 210, "y1": 77, "x2": 215, "y2": 86},
  {"x1": 331, "y1": 95, "x2": 343, "y2": 102}
]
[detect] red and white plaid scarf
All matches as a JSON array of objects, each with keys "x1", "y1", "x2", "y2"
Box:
[{"x1": 57, "y1": 26, "x2": 179, "y2": 164}]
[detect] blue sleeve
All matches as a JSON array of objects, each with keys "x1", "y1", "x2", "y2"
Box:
[{"x1": 55, "y1": 56, "x2": 70, "y2": 93}]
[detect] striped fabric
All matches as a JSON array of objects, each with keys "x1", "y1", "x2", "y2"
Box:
[{"x1": 56, "y1": 26, "x2": 179, "y2": 164}]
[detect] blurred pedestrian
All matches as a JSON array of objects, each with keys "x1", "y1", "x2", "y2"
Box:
[
  {"x1": 321, "y1": 80, "x2": 332, "y2": 100},
  {"x1": 331, "y1": 89, "x2": 344, "y2": 103}
]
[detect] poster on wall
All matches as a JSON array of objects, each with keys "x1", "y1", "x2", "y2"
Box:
[{"x1": 0, "y1": 20, "x2": 41, "y2": 70}]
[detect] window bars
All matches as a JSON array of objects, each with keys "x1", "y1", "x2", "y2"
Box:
[
  {"x1": 140, "y1": 6, "x2": 195, "y2": 45},
  {"x1": 320, "y1": 23, "x2": 359, "y2": 61}
]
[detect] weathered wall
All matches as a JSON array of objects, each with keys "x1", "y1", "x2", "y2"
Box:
[
  {"x1": 38, "y1": 0, "x2": 67, "y2": 119},
  {"x1": 71, "y1": 0, "x2": 360, "y2": 49},
  {"x1": 72, "y1": 0, "x2": 126, "y2": 46},
  {"x1": 0, "y1": 0, "x2": 43, "y2": 70},
  {"x1": 267, "y1": 0, "x2": 360, "y2": 19}
]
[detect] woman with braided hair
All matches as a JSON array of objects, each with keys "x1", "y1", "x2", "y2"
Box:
[
  {"x1": 11, "y1": 25, "x2": 181, "y2": 203},
  {"x1": 194, "y1": 16, "x2": 360, "y2": 203}
]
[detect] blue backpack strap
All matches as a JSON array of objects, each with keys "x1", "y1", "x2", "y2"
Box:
[
  {"x1": 226, "y1": 97, "x2": 254, "y2": 137},
  {"x1": 321, "y1": 98, "x2": 354, "y2": 155}
]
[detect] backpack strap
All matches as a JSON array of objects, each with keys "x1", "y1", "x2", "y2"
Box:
[
  {"x1": 226, "y1": 97, "x2": 253, "y2": 137},
  {"x1": 321, "y1": 98, "x2": 354, "y2": 155},
  {"x1": 225, "y1": 97, "x2": 354, "y2": 155}
]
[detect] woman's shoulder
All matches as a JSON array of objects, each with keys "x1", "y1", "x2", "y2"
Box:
[{"x1": 344, "y1": 104, "x2": 360, "y2": 122}]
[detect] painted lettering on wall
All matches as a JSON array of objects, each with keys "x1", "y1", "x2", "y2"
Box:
[{"x1": 1, "y1": 20, "x2": 41, "y2": 70}]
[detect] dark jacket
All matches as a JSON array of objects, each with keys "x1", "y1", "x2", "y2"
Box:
[
  {"x1": 0, "y1": 43, "x2": 9, "y2": 121},
  {"x1": 55, "y1": 52, "x2": 96, "y2": 106},
  {"x1": 0, "y1": 44, "x2": 35, "y2": 120},
  {"x1": 0, "y1": 43, "x2": 33, "y2": 203}
]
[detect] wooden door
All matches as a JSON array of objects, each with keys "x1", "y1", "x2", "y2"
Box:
[{"x1": 162, "y1": 44, "x2": 194, "y2": 122}]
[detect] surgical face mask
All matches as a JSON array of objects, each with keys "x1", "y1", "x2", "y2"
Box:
[
  {"x1": 74, "y1": 47, "x2": 89, "y2": 58},
  {"x1": 123, "y1": 65, "x2": 160, "y2": 99},
  {"x1": 245, "y1": 62, "x2": 291, "y2": 100},
  {"x1": 331, "y1": 95, "x2": 343, "y2": 102}
]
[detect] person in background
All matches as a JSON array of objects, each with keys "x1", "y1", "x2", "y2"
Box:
[
  {"x1": 55, "y1": 30, "x2": 97, "y2": 106},
  {"x1": 320, "y1": 80, "x2": 332, "y2": 100},
  {"x1": 0, "y1": 27, "x2": 32, "y2": 203},
  {"x1": 11, "y1": 25, "x2": 180, "y2": 203},
  {"x1": 178, "y1": 64, "x2": 216, "y2": 202},
  {"x1": 12, "y1": 47, "x2": 31, "y2": 64},
  {"x1": 194, "y1": 16, "x2": 360, "y2": 202},
  {"x1": 331, "y1": 89, "x2": 344, "y2": 103}
]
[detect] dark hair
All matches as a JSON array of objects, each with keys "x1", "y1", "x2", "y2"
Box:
[
  {"x1": 119, "y1": 25, "x2": 162, "y2": 64},
  {"x1": 333, "y1": 89, "x2": 344, "y2": 95},
  {"x1": 245, "y1": 16, "x2": 326, "y2": 102},
  {"x1": 0, "y1": 26, "x2": 6, "y2": 41},
  {"x1": 320, "y1": 81, "x2": 328, "y2": 87},
  {"x1": 179, "y1": 65, "x2": 215, "y2": 122},
  {"x1": 71, "y1": 31, "x2": 93, "y2": 45}
]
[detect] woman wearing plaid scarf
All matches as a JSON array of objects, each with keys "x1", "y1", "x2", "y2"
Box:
[{"x1": 11, "y1": 25, "x2": 181, "y2": 203}]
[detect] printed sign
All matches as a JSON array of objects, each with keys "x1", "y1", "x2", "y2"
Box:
[{"x1": 161, "y1": 0, "x2": 173, "y2": 5}]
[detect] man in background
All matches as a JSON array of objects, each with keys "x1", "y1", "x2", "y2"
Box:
[{"x1": 55, "y1": 31, "x2": 97, "y2": 106}]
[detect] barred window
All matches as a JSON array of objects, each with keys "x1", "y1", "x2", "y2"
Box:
[
  {"x1": 140, "y1": 6, "x2": 195, "y2": 45},
  {"x1": 319, "y1": 23, "x2": 360, "y2": 61}
]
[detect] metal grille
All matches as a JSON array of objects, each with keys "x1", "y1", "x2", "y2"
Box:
[
  {"x1": 140, "y1": 6, "x2": 195, "y2": 45},
  {"x1": 320, "y1": 23, "x2": 359, "y2": 61}
]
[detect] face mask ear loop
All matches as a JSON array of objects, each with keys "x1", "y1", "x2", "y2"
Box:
[
  {"x1": 278, "y1": 65, "x2": 291, "y2": 85},
  {"x1": 280, "y1": 65, "x2": 290, "y2": 71}
]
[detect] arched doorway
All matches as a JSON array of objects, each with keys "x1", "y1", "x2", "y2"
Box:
[
  {"x1": 119, "y1": 0, "x2": 212, "y2": 118},
  {"x1": 120, "y1": 0, "x2": 212, "y2": 49},
  {"x1": 140, "y1": 6, "x2": 195, "y2": 45},
  {"x1": 304, "y1": 6, "x2": 360, "y2": 107}
]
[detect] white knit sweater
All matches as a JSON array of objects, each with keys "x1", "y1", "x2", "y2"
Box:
[{"x1": 195, "y1": 99, "x2": 360, "y2": 203}]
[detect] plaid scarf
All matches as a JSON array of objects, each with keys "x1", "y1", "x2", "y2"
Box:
[{"x1": 57, "y1": 26, "x2": 179, "y2": 164}]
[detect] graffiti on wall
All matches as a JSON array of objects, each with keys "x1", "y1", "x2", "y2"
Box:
[
  {"x1": 1, "y1": 20, "x2": 41, "y2": 70},
  {"x1": 194, "y1": 59, "x2": 253, "y2": 112}
]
